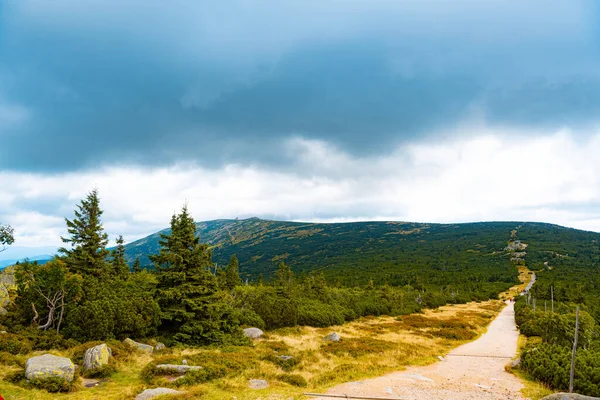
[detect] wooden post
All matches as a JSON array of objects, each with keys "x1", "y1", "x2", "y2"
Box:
[
  {"x1": 551, "y1": 286, "x2": 554, "y2": 313},
  {"x1": 569, "y1": 306, "x2": 580, "y2": 393}
]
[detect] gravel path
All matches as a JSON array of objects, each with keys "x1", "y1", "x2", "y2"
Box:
[{"x1": 322, "y1": 302, "x2": 526, "y2": 400}]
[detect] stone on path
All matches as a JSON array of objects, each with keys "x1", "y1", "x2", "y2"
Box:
[
  {"x1": 243, "y1": 327, "x2": 264, "y2": 339},
  {"x1": 25, "y1": 354, "x2": 75, "y2": 382},
  {"x1": 249, "y1": 379, "x2": 269, "y2": 389},
  {"x1": 123, "y1": 338, "x2": 153, "y2": 354},
  {"x1": 83, "y1": 343, "x2": 111, "y2": 371},
  {"x1": 135, "y1": 388, "x2": 183, "y2": 400}
]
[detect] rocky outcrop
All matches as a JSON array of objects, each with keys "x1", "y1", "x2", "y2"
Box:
[
  {"x1": 123, "y1": 338, "x2": 153, "y2": 354},
  {"x1": 249, "y1": 379, "x2": 269, "y2": 389},
  {"x1": 135, "y1": 388, "x2": 183, "y2": 400},
  {"x1": 541, "y1": 394, "x2": 600, "y2": 400},
  {"x1": 156, "y1": 364, "x2": 202, "y2": 374},
  {"x1": 25, "y1": 354, "x2": 75, "y2": 382},
  {"x1": 324, "y1": 332, "x2": 341, "y2": 342},
  {"x1": 243, "y1": 327, "x2": 264, "y2": 339},
  {"x1": 83, "y1": 343, "x2": 111, "y2": 371}
]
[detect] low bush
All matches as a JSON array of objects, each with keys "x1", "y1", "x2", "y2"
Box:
[
  {"x1": 0, "y1": 334, "x2": 32, "y2": 355},
  {"x1": 278, "y1": 373, "x2": 307, "y2": 387}
]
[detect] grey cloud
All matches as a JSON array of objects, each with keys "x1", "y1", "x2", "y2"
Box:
[{"x1": 1, "y1": 0, "x2": 599, "y2": 172}]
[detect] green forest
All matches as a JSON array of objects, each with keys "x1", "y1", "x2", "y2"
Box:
[{"x1": 513, "y1": 224, "x2": 600, "y2": 396}]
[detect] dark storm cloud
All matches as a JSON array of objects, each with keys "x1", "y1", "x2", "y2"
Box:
[{"x1": 1, "y1": 0, "x2": 599, "y2": 172}]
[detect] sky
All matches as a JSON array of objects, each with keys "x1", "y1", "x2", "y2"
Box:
[{"x1": 1, "y1": 0, "x2": 600, "y2": 255}]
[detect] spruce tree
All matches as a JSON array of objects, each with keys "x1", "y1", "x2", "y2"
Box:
[
  {"x1": 132, "y1": 256, "x2": 142, "y2": 273},
  {"x1": 111, "y1": 235, "x2": 130, "y2": 278},
  {"x1": 224, "y1": 254, "x2": 241, "y2": 290},
  {"x1": 151, "y1": 205, "x2": 242, "y2": 345},
  {"x1": 59, "y1": 189, "x2": 109, "y2": 277}
]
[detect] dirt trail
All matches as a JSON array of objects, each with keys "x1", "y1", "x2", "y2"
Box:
[{"x1": 322, "y1": 302, "x2": 525, "y2": 400}]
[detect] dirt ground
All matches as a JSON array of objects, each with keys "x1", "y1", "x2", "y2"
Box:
[{"x1": 322, "y1": 301, "x2": 525, "y2": 400}]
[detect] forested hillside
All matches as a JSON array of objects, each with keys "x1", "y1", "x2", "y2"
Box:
[
  {"x1": 125, "y1": 218, "x2": 523, "y2": 290},
  {"x1": 512, "y1": 223, "x2": 600, "y2": 396}
]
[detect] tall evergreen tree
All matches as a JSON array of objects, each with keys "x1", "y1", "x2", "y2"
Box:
[
  {"x1": 132, "y1": 256, "x2": 142, "y2": 273},
  {"x1": 224, "y1": 254, "x2": 241, "y2": 290},
  {"x1": 111, "y1": 235, "x2": 130, "y2": 278},
  {"x1": 59, "y1": 189, "x2": 109, "y2": 277},
  {"x1": 151, "y1": 205, "x2": 242, "y2": 345}
]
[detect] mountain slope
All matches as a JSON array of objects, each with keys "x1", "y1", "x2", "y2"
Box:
[{"x1": 123, "y1": 219, "x2": 596, "y2": 289}]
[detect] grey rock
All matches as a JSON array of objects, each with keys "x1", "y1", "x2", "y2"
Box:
[
  {"x1": 541, "y1": 394, "x2": 600, "y2": 400},
  {"x1": 324, "y1": 332, "x2": 341, "y2": 342},
  {"x1": 123, "y1": 338, "x2": 153, "y2": 354},
  {"x1": 182, "y1": 359, "x2": 188, "y2": 365},
  {"x1": 25, "y1": 354, "x2": 75, "y2": 382},
  {"x1": 243, "y1": 327, "x2": 264, "y2": 339},
  {"x1": 0, "y1": 284, "x2": 9, "y2": 307},
  {"x1": 278, "y1": 355, "x2": 294, "y2": 361},
  {"x1": 509, "y1": 357, "x2": 521, "y2": 368},
  {"x1": 83, "y1": 344, "x2": 111, "y2": 371},
  {"x1": 135, "y1": 388, "x2": 183, "y2": 400},
  {"x1": 156, "y1": 364, "x2": 202, "y2": 374},
  {"x1": 249, "y1": 379, "x2": 269, "y2": 389},
  {"x1": 154, "y1": 342, "x2": 166, "y2": 351}
]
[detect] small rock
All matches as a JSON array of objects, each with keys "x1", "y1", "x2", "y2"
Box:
[
  {"x1": 509, "y1": 357, "x2": 521, "y2": 368},
  {"x1": 249, "y1": 379, "x2": 269, "y2": 389},
  {"x1": 25, "y1": 354, "x2": 75, "y2": 382},
  {"x1": 135, "y1": 388, "x2": 183, "y2": 400},
  {"x1": 278, "y1": 355, "x2": 294, "y2": 361},
  {"x1": 324, "y1": 332, "x2": 341, "y2": 342},
  {"x1": 123, "y1": 338, "x2": 153, "y2": 354},
  {"x1": 243, "y1": 327, "x2": 264, "y2": 339},
  {"x1": 154, "y1": 342, "x2": 166, "y2": 351},
  {"x1": 83, "y1": 343, "x2": 111, "y2": 371},
  {"x1": 182, "y1": 359, "x2": 188, "y2": 365},
  {"x1": 156, "y1": 364, "x2": 202, "y2": 374},
  {"x1": 541, "y1": 394, "x2": 599, "y2": 400}
]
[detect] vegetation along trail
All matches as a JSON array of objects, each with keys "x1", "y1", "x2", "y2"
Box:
[{"x1": 323, "y1": 301, "x2": 525, "y2": 400}]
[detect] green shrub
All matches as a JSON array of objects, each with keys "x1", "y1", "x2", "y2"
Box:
[
  {"x1": 29, "y1": 377, "x2": 73, "y2": 393},
  {"x1": 173, "y1": 363, "x2": 228, "y2": 386},
  {"x1": 262, "y1": 353, "x2": 299, "y2": 371},
  {"x1": 278, "y1": 373, "x2": 307, "y2": 387},
  {"x1": 0, "y1": 334, "x2": 32, "y2": 355},
  {"x1": 82, "y1": 364, "x2": 116, "y2": 379}
]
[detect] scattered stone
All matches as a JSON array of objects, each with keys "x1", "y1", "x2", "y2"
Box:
[
  {"x1": 509, "y1": 358, "x2": 521, "y2": 368},
  {"x1": 182, "y1": 359, "x2": 188, "y2": 365},
  {"x1": 154, "y1": 342, "x2": 166, "y2": 351},
  {"x1": 123, "y1": 338, "x2": 153, "y2": 354},
  {"x1": 324, "y1": 332, "x2": 340, "y2": 342},
  {"x1": 243, "y1": 327, "x2": 264, "y2": 339},
  {"x1": 25, "y1": 354, "x2": 75, "y2": 382},
  {"x1": 541, "y1": 394, "x2": 600, "y2": 400},
  {"x1": 156, "y1": 364, "x2": 202, "y2": 374},
  {"x1": 83, "y1": 343, "x2": 111, "y2": 371},
  {"x1": 249, "y1": 379, "x2": 269, "y2": 389},
  {"x1": 82, "y1": 378, "x2": 100, "y2": 388},
  {"x1": 135, "y1": 388, "x2": 183, "y2": 400},
  {"x1": 278, "y1": 355, "x2": 294, "y2": 361}
]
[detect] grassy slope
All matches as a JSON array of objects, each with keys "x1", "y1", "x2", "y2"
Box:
[{"x1": 0, "y1": 301, "x2": 504, "y2": 399}]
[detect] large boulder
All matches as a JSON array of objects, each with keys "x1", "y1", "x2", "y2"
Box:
[
  {"x1": 243, "y1": 327, "x2": 264, "y2": 339},
  {"x1": 123, "y1": 338, "x2": 153, "y2": 354},
  {"x1": 25, "y1": 354, "x2": 75, "y2": 382},
  {"x1": 156, "y1": 364, "x2": 202, "y2": 374},
  {"x1": 541, "y1": 394, "x2": 600, "y2": 400},
  {"x1": 83, "y1": 343, "x2": 111, "y2": 371},
  {"x1": 135, "y1": 388, "x2": 183, "y2": 400},
  {"x1": 324, "y1": 332, "x2": 341, "y2": 342}
]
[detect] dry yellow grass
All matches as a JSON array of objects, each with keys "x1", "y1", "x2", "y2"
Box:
[
  {"x1": 0, "y1": 300, "x2": 504, "y2": 399},
  {"x1": 500, "y1": 265, "x2": 532, "y2": 300}
]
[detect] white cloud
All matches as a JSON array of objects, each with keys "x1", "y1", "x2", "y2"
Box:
[{"x1": 1, "y1": 128, "x2": 600, "y2": 248}]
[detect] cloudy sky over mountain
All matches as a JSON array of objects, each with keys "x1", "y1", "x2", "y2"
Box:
[{"x1": 1, "y1": 0, "x2": 600, "y2": 251}]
